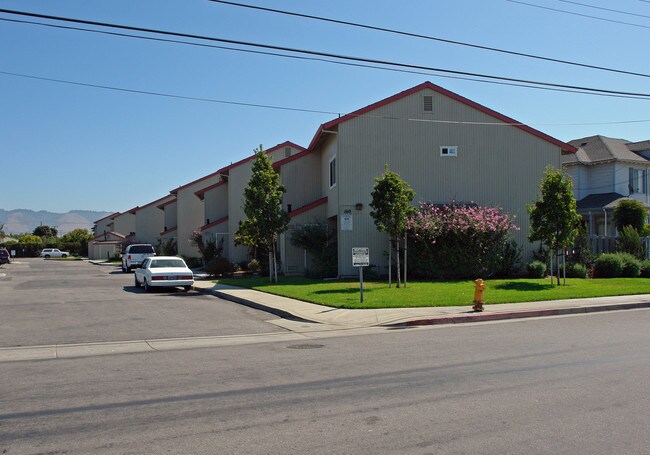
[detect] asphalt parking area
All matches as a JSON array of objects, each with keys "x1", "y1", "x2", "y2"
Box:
[{"x1": 0, "y1": 259, "x2": 285, "y2": 348}]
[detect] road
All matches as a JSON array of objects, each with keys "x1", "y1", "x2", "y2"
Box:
[
  {"x1": 1, "y1": 260, "x2": 649, "y2": 454},
  {"x1": 0, "y1": 258, "x2": 285, "y2": 347}
]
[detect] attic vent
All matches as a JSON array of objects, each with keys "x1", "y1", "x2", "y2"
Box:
[
  {"x1": 580, "y1": 142, "x2": 588, "y2": 146},
  {"x1": 423, "y1": 95, "x2": 433, "y2": 112}
]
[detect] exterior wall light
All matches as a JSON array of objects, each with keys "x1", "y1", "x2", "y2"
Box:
[{"x1": 355, "y1": 203, "x2": 363, "y2": 211}]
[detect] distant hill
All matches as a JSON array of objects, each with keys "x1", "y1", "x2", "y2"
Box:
[{"x1": 0, "y1": 209, "x2": 114, "y2": 235}]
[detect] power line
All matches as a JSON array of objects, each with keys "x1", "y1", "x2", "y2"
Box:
[
  {"x1": 4, "y1": 16, "x2": 650, "y2": 102},
  {"x1": 557, "y1": 0, "x2": 650, "y2": 20},
  {"x1": 1, "y1": 8, "x2": 650, "y2": 99},
  {"x1": 506, "y1": 0, "x2": 650, "y2": 29},
  {"x1": 210, "y1": 0, "x2": 650, "y2": 79},
  {"x1": 3, "y1": 69, "x2": 650, "y2": 127}
]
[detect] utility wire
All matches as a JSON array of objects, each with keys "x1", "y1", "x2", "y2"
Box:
[
  {"x1": 506, "y1": 0, "x2": 650, "y2": 29},
  {"x1": 210, "y1": 0, "x2": 650, "y2": 79},
  {"x1": 557, "y1": 0, "x2": 650, "y2": 20},
  {"x1": 3, "y1": 69, "x2": 650, "y2": 126},
  {"x1": 3, "y1": 16, "x2": 650, "y2": 101},
  {"x1": 1, "y1": 8, "x2": 650, "y2": 99}
]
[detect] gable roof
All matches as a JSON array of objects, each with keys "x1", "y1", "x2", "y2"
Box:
[
  {"x1": 133, "y1": 194, "x2": 175, "y2": 213},
  {"x1": 576, "y1": 192, "x2": 650, "y2": 210},
  {"x1": 564, "y1": 135, "x2": 649, "y2": 165},
  {"x1": 171, "y1": 141, "x2": 305, "y2": 195},
  {"x1": 307, "y1": 81, "x2": 576, "y2": 153},
  {"x1": 94, "y1": 212, "x2": 120, "y2": 224}
]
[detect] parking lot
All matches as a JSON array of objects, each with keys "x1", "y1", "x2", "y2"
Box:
[{"x1": 0, "y1": 258, "x2": 285, "y2": 348}]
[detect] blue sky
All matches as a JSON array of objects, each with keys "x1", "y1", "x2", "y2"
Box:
[{"x1": 1, "y1": 0, "x2": 649, "y2": 213}]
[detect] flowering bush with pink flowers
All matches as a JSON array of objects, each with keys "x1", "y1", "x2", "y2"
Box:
[{"x1": 406, "y1": 203, "x2": 520, "y2": 278}]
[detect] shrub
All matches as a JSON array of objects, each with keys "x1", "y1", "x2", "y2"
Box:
[
  {"x1": 205, "y1": 257, "x2": 235, "y2": 277},
  {"x1": 571, "y1": 225, "x2": 594, "y2": 267},
  {"x1": 616, "y1": 225, "x2": 643, "y2": 259},
  {"x1": 593, "y1": 254, "x2": 623, "y2": 278},
  {"x1": 640, "y1": 260, "x2": 650, "y2": 278},
  {"x1": 247, "y1": 258, "x2": 261, "y2": 273},
  {"x1": 616, "y1": 252, "x2": 641, "y2": 278},
  {"x1": 290, "y1": 220, "x2": 338, "y2": 278},
  {"x1": 527, "y1": 260, "x2": 547, "y2": 278},
  {"x1": 183, "y1": 256, "x2": 203, "y2": 269},
  {"x1": 406, "y1": 203, "x2": 519, "y2": 278},
  {"x1": 613, "y1": 199, "x2": 647, "y2": 233},
  {"x1": 494, "y1": 237, "x2": 523, "y2": 278},
  {"x1": 559, "y1": 262, "x2": 587, "y2": 278}
]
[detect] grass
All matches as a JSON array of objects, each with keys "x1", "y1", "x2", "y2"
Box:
[
  {"x1": 45, "y1": 257, "x2": 84, "y2": 261},
  {"x1": 216, "y1": 276, "x2": 650, "y2": 309}
]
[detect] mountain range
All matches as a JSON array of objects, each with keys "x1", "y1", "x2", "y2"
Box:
[{"x1": 0, "y1": 209, "x2": 114, "y2": 235}]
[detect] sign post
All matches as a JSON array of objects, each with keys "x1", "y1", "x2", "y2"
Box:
[{"x1": 352, "y1": 247, "x2": 369, "y2": 303}]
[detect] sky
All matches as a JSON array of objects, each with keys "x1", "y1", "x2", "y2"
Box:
[{"x1": 1, "y1": 0, "x2": 649, "y2": 214}]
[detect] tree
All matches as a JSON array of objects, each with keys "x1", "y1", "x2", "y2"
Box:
[
  {"x1": 61, "y1": 228, "x2": 92, "y2": 244},
  {"x1": 370, "y1": 165, "x2": 416, "y2": 288},
  {"x1": 613, "y1": 199, "x2": 648, "y2": 233},
  {"x1": 235, "y1": 145, "x2": 290, "y2": 283},
  {"x1": 0, "y1": 223, "x2": 5, "y2": 237},
  {"x1": 290, "y1": 219, "x2": 337, "y2": 278},
  {"x1": 19, "y1": 234, "x2": 43, "y2": 244},
  {"x1": 33, "y1": 225, "x2": 58, "y2": 238},
  {"x1": 528, "y1": 166, "x2": 582, "y2": 285}
]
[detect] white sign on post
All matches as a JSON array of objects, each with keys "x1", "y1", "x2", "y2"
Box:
[
  {"x1": 352, "y1": 247, "x2": 369, "y2": 267},
  {"x1": 352, "y1": 247, "x2": 369, "y2": 303}
]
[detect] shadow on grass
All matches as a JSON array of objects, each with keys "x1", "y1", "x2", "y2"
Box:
[
  {"x1": 493, "y1": 281, "x2": 553, "y2": 291},
  {"x1": 313, "y1": 287, "x2": 368, "y2": 295}
]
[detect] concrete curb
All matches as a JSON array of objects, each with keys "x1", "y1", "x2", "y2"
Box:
[
  {"x1": 192, "y1": 282, "x2": 650, "y2": 327},
  {"x1": 391, "y1": 301, "x2": 650, "y2": 327},
  {"x1": 88, "y1": 260, "x2": 120, "y2": 267},
  {"x1": 193, "y1": 286, "x2": 314, "y2": 323}
]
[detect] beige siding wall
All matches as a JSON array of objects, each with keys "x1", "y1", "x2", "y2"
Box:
[
  {"x1": 176, "y1": 175, "x2": 220, "y2": 258},
  {"x1": 319, "y1": 135, "x2": 339, "y2": 218},
  {"x1": 112, "y1": 213, "x2": 135, "y2": 237},
  {"x1": 282, "y1": 204, "x2": 328, "y2": 275},
  {"x1": 135, "y1": 197, "x2": 173, "y2": 246},
  {"x1": 333, "y1": 88, "x2": 563, "y2": 276},
  {"x1": 280, "y1": 153, "x2": 322, "y2": 213},
  {"x1": 163, "y1": 201, "x2": 177, "y2": 231},
  {"x1": 94, "y1": 219, "x2": 113, "y2": 236},
  {"x1": 204, "y1": 184, "x2": 229, "y2": 223}
]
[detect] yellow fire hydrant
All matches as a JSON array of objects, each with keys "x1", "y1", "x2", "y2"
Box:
[{"x1": 472, "y1": 278, "x2": 486, "y2": 312}]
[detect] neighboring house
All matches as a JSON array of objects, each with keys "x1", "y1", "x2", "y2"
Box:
[
  {"x1": 133, "y1": 194, "x2": 175, "y2": 247},
  {"x1": 93, "y1": 212, "x2": 119, "y2": 237},
  {"x1": 87, "y1": 231, "x2": 126, "y2": 260},
  {"x1": 110, "y1": 210, "x2": 136, "y2": 238},
  {"x1": 563, "y1": 135, "x2": 650, "y2": 236},
  {"x1": 193, "y1": 142, "x2": 306, "y2": 263}
]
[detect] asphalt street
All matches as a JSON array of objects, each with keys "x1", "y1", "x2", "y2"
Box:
[
  {"x1": 1, "y1": 259, "x2": 649, "y2": 454},
  {"x1": 0, "y1": 258, "x2": 285, "y2": 347}
]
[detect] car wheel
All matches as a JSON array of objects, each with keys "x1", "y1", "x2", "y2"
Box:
[
  {"x1": 143, "y1": 279, "x2": 151, "y2": 293},
  {"x1": 134, "y1": 275, "x2": 141, "y2": 288},
  {"x1": 183, "y1": 285, "x2": 191, "y2": 292},
  {"x1": 44, "y1": 255, "x2": 50, "y2": 259},
  {"x1": 61, "y1": 254, "x2": 67, "y2": 258}
]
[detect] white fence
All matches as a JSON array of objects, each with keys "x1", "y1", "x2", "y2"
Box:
[{"x1": 587, "y1": 235, "x2": 650, "y2": 259}]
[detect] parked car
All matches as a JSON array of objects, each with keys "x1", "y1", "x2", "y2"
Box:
[
  {"x1": 134, "y1": 256, "x2": 194, "y2": 292},
  {"x1": 121, "y1": 244, "x2": 156, "y2": 272},
  {"x1": 40, "y1": 248, "x2": 70, "y2": 258},
  {"x1": 0, "y1": 247, "x2": 10, "y2": 264}
]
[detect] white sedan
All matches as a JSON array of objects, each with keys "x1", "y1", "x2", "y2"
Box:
[
  {"x1": 134, "y1": 256, "x2": 194, "y2": 292},
  {"x1": 40, "y1": 248, "x2": 70, "y2": 258}
]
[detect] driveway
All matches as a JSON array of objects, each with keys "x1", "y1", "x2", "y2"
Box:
[{"x1": 0, "y1": 258, "x2": 285, "y2": 347}]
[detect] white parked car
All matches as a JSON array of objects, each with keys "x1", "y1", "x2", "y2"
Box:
[
  {"x1": 122, "y1": 243, "x2": 156, "y2": 272},
  {"x1": 40, "y1": 248, "x2": 70, "y2": 258},
  {"x1": 134, "y1": 256, "x2": 194, "y2": 292}
]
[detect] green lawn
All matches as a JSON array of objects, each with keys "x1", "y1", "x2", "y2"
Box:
[{"x1": 216, "y1": 276, "x2": 650, "y2": 309}]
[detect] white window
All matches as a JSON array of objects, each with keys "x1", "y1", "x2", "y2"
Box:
[
  {"x1": 629, "y1": 168, "x2": 647, "y2": 194},
  {"x1": 440, "y1": 146, "x2": 458, "y2": 157},
  {"x1": 329, "y1": 156, "x2": 336, "y2": 188}
]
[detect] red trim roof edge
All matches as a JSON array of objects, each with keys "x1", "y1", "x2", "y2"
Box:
[
  {"x1": 194, "y1": 180, "x2": 227, "y2": 199},
  {"x1": 160, "y1": 226, "x2": 178, "y2": 236},
  {"x1": 307, "y1": 82, "x2": 576, "y2": 153},
  {"x1": 289, "y1": 197, "x2": 328, "y2": 218},
  {"x1": 89, "y1": 231, "x2": 126, "y2": 241},
  {"x1": 199, "y1": 216, "x2": 229, "y2": 232}
]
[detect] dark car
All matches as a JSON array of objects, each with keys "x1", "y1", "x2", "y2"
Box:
[{"x1": 0, "y1": 247, "x2": 10, "y2": 264}]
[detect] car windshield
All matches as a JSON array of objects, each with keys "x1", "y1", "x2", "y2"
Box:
[
  {"x1": 130, "y1": 245, "x2": 155, "y2": 254},
  {"x1": 150, "y1": 259, "x2": 186, "y2": 269}
]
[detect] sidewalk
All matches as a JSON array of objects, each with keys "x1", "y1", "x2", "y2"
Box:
[{"x1": 191, "y1": 280, "x2": 650, "y2": 328}]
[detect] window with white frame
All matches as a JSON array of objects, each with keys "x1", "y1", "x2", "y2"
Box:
[
  {"x1": 629, "y1": 167, "x2": 647, "y2": 194},
  {"x1": 440, "y1": 146, "x2": 458, "y2": 157},
  {"x1": 329, "y1": 156, "x2": 336, "y2": 188}
]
